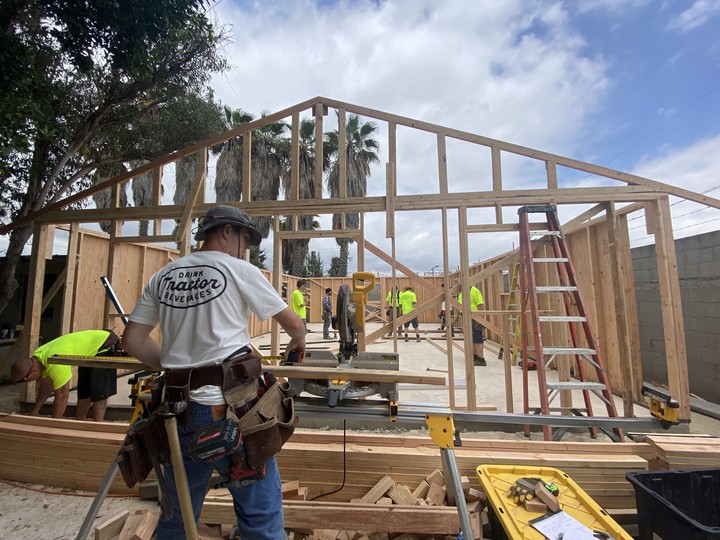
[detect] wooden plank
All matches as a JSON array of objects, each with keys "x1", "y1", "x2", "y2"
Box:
[
  {"x1": 200, "y1": 500, "x2": 472, "y2": 535},
  {"x1": 653, "y1": 197, "x2": 690, "y2": 419},
  {"x1": 605, "y1": 202, "x2": 634, "y2": 417},
  {"x1": 387, "y1": 483, "x2": 419, "y2": 505},
  {"x1": 94, "y1": 510, "x2": 129, "y2": 540},
  {"x1": 358, "y1": 475, "x2": 395, "y2": 504},
  {"x1": 118, "y1": 510, "x2": 147, "y2": 540},
  {"x1": 45, "y1": 356, "x2": 446, "y2": 385},
  {"x1": 130, "y1": 510, "x2": 160, "y2": 540}
]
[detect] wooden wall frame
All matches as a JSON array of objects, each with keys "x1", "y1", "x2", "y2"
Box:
[{"x1": 6, "y1": 96, "x2": 719, "y2": 421}]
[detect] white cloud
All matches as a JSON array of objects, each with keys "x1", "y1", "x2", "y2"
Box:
[
  {"x1": 210, "y1": 0, "x2": 616, "y2": 271},
  {"x1": 667, "y1": 0, "x2": 720, "y2": 32},
  {"x1": 628, "y1": 135, "x2": 720, "y2": 245}
]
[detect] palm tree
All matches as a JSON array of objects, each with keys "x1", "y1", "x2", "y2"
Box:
[
  {"x1": 280, "y1": 118, "x2": 328, "y2": 276},
  {"x1": 128, "y1": 160, "x2": 155, "y2": 236},
  {"x1": 325, "y1": 114, "x2": 380, "y2": 276},
  {"x1": 214, "y1": 107, "x2": 288, "y2": 239},
  {"x1": 92, "y1": 163, "x2": 129, "y2": 233}
]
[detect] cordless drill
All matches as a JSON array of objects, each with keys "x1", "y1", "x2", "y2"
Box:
[{"x1": 187, "y1": 418, "x2": 265, "y2": 487}]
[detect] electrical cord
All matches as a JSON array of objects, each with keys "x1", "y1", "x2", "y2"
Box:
[
  {"x1": 309, "y1": 419, "x2": 347, "y2": 501},
  {"x1": 0, "y1": 478, "x2": 139, "y2": 498}
]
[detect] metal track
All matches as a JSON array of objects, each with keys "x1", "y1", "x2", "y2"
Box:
[{"x1": 294, "y1": 396, "x2": 666, "y2": 431}]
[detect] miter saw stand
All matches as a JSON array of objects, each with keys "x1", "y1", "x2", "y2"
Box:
[{"x1": 284, "y1": 272, "x2": 400, "y2": 411}]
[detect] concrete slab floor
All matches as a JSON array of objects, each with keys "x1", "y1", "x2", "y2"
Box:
[{"x1": 1, "y1": 321, "x2": 719, "y2": 538}]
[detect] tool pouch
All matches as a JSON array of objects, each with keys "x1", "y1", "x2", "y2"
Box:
[
  {"x1": 116, "y1": 413, "x2": 170, "y2": 488},
  {"x1": 226, "y1": 377, "x2": 296, "y2": 469},
  {"x1": 164, "y1": 370, "x2": 192, "y2": 425},
  {"x1": 223, "y1": 350, "x2": 261, "y2": 391}
]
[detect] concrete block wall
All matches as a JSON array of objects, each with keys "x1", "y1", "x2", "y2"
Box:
[{"x1": 631, "y1": 230, "x2": 720, "y2": 404}]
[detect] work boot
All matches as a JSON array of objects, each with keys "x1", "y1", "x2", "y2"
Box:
[
  {"x1": 404, "y1": 334, "x2": 409, "y2": 342},
  {"x1": 474, "y1": 356, "x2": 487, "y2": 367}
]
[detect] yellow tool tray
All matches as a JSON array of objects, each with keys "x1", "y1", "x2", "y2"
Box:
[{"x1": 476, "y1": 464, "x2": 632, "y2": 539}]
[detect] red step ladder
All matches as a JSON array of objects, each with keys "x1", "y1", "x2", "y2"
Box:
[{"x1": 518, "y1": 205, "x2": 623, "y2": 442}]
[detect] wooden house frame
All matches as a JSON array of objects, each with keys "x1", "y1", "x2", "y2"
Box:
[{"x1": 8, "y1": 96, "x2": 720, "y2": 422}]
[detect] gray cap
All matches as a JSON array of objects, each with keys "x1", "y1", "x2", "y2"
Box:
[{"x1": 194, "y1": 205, "x2": 262, "y2": 246}]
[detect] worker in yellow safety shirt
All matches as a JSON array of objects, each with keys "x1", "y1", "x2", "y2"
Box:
[
  {"x1": 385, "y1": 287, "x2": 402, "y2": 336},
  {"x1": 458, "y1": 285, "x2": 486, "y2": 366}
]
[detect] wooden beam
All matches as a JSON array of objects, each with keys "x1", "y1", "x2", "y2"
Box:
[
  {"x1": 385, "y1": 162, "x2": 395, "y2": 238},
  {"x1": 605, "y1": 202, "x2": 634, "y2": 417},
  {"x1": 290, "y1": 111, "x2": 300, "y2": 201},
  {"x1": 271, "y1": 215, "x2": 282, "y2": 357},
  {"x1": 492, "y1": 146, "x2": 503, "y2": 223},
  {"x1": 314, "y1": 103, "x2": 324, "y2": 199},
  {"x1": 338, "y1": 109, "x2": 347, "y2": 199},
  {"x1": 47, "y1": 356, "x2": 445, "y2": 385},
  {"x1": 32, "y1": 186, "x2": 665, "y2": 226},
  {"x1": 276, "y1": 229, "x2": 362, "y2": 240},
  {"x1": 458, "y1": 207, "x2": 477, "y2": 410},
  {"x1": 242, "y1": 131, "x2": 252, "y2": 203},
  {"x1": 174, "y1": 149, "x2": 208, "y2": 247},
  {"x1": 652, "y1": 197, "x2": 690, "y2": 419},
  {"x1": 200, "y1": 500, "x2": 475, "y2": 535},
  {"x1": 364, "y1": 241, "x2": 438, "y2": 292}
]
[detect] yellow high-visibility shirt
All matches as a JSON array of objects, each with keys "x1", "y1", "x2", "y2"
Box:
[{"x1": 457, "y1": 286, "x2": 484, "y2": 311}]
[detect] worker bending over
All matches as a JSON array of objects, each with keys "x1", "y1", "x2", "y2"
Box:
[{"x1": 10, "y1": 329, "x2": 120, "y2": 419}]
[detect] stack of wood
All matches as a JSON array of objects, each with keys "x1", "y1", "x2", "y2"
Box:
[
  {"x1": 642, "y1": 433, "x2": 720, "y2": 470},
  {"x1": 201, "y1": 473, "x2": 486, "y2": 539}
]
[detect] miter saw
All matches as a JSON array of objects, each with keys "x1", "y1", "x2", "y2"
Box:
[{"x1": 285, "y1": 272, "x2": 399, "y2": 408}]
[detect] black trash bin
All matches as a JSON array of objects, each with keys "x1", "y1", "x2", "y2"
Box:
[{"x1": 626, "y1": 469, "x2": 720, "y2": 539}]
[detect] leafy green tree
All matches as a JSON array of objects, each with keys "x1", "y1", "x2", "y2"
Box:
[
  {"x1": 249, "y1": 246, "x2": 267, "y2": 270},
  {"x1": 0, "y1": 0, "x2": 227, "y2": 314},
  {"x1": 328, "y1": 256, "x2": 346, "y2": 277},
  {"x1": 305, "y1": 250, "x2": 324, "y2": 277},
  {"x1": 325, "y1": 114, "x2": 380, "y2": 276}
]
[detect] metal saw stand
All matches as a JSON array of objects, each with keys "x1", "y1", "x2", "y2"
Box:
[{"x1": 425, "y1": 413, "x2": 476, "y2": 539}]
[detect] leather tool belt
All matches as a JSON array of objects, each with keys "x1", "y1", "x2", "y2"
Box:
[{"x1": 116, "y1": 347, "x2": 296, "y2": 488}]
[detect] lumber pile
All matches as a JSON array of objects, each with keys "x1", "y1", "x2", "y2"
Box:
[
  {"x1": 201, "y1": 474, "x2": 484, "y2": 539},
  {"x1": 642, "y1": 433, "x2": 720, "y2": 470},
  {"x1": 276, "y1": 434, "x2": 650, "y2": 511},
  {"x1": 5, "y1": 413, "x2": 719, "y2": 538}
]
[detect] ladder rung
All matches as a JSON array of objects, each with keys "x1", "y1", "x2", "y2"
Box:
[
  {"x1": 543, "y1": 347, "x2": 596, "y2": 355},
  {"x1": 546, "y1": 382, "x2": 606, "y2": 391},
  {"x1": 536, "y1": 286, "x2": 577, "y2": 293},
  {"x1": 533, "y1": 257, "x2": 569, "y2": 263},
  {"x1": 539, "y1": 316, "x2": 587, "y2": 323}
]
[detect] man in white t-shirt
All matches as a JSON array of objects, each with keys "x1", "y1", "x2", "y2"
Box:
[{"x1": 123, "y1": 205, "x2": 305, "y2": 540}]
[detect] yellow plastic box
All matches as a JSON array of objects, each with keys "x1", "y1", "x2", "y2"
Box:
[{"x1": 476, "y1": 464, "x2": 632, "y2": 539}]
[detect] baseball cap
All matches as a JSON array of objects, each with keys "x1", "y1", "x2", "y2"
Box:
[{"x1": 194, "y1": 205, "x2": 262, "y2": 246}]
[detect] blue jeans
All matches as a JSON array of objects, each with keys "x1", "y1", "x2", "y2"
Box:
[{"x1": 156, "y1": 403, "x2": 285, "y2": 539}]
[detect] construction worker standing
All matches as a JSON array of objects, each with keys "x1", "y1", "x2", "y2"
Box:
[
  {"x1": 385, "y1": 287, "x2": 402, "y2": 336},
  {"x1": 458, "y1": 285, "x2": 486, "y2": 366},
  {"x1": 400, "y1": 286, "x2": 420, "y2": 342},
  {"x1": 292, "y1": 279, "x2": 309, "y2": 333}
]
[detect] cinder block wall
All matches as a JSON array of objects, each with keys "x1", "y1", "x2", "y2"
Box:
[{"x1": 632, "y1": 230, "x2": 720, "y2": 404}]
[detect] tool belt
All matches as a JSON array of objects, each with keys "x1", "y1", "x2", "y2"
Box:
[
  {"x1": 116, "y1": 348, "x2": 296, "y2": 488},
  {"x1": 116, "y1": 374, "x2": 169, "y2": 488}
]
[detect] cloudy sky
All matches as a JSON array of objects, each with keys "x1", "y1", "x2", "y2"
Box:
[{"x1": 195, "y1": 0, "x2": 720, "y2": 275}]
